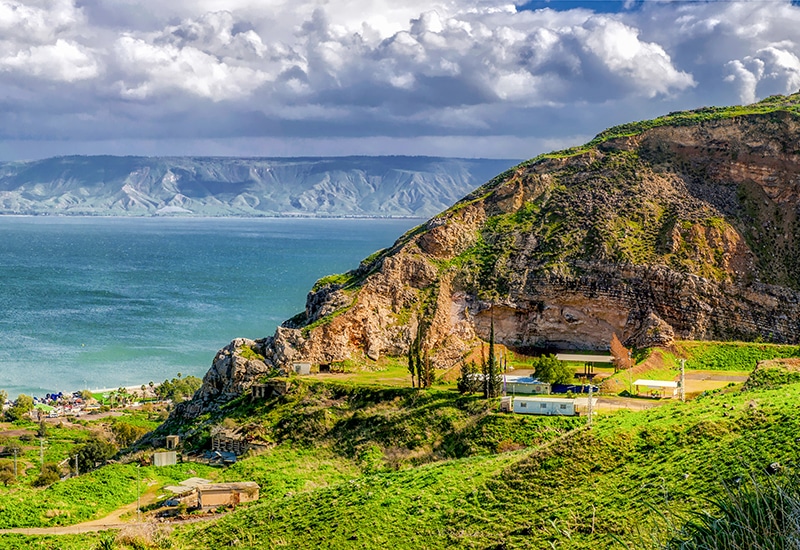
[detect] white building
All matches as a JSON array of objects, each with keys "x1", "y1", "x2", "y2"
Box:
[
  {"x1": 513, "y1": 396, "x2": 598, "y2": 416},
  {"x1": 504, "y1": 376, "x2": 551, "y2": 395}
]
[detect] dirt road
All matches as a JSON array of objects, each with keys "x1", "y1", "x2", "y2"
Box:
[{"x1": 0, "y1": 484, "x2": 164, "y2": 535}]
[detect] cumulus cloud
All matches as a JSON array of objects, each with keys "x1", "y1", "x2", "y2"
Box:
[
  {"x1": 2, "y1": 0, "x2": 800, "y2": 160},
  {"x1": 726, "y1": 46, "x2": 800, "y2": 103},
  {"x1": 0, "y1": 39, "x2": 99, "y2": 81},
  {"x1": 114, "y1": 35, "x2": 268, "y2": 101}
]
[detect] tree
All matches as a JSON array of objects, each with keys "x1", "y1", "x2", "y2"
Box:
[
  {"x1": 0, "y1": 460, "x2": 15, "y2": 486},
  {"x1": 482, "y1": 319, "x2": 502, "y2": 398},
  {"x1": 407, "y1": 320, "x2": 433, "y2": 389},
  {"x1": 76, "y1": 438, "x2": 117, "y2": 472},
  {"x1": 6, "y1": 394, "x2": 34, "y2": 422},
  {"x1": 457, "y1": 360, "x2": 482, "y2": 394},
  {"x1": 37, "y1": 419, "x2": 48, "y2": 438},
  {"x1": 407, "y1": 336, "x2": 418, "y2": 389},
  {"x1": 610, "y1": 333, "x2": 632, "y2": 372},
  {"x1": 533, "y1": 355, "x2": 574, "y2": 385},
  {"x1": 111, "y1": 421, "x2": 148, "y2": 448},
  {"x1": 155, "y1": 375, "x2": 202, "y2": 402}
]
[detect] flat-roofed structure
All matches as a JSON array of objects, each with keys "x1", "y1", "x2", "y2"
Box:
[
  {"x1": 154, "y1": 450, "x2": 177, "y2": 467},
  {"x1": 555, "y1": 354, "x2": 614, "y2": 363},
  {"x1": 633, "y1": 379, "x2": 678, "y2": 398},
  {"x1": 503, "y1": 376, "x2": 550, "y2": 395},
  {"x1": 513, "y1": 396, "x2": 598, "y2": 416},
  {"x1": 197, "y1": 482, "x2": 260, "y2": 510}
]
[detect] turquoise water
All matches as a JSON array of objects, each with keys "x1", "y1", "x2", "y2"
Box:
[{"x1": 0, "y1": 217, "x2": 419, "y2": 397}]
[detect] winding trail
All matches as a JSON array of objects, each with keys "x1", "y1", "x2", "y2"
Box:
[{"x1": 0, "y1": 490, "x2": 161, "y2": 535}]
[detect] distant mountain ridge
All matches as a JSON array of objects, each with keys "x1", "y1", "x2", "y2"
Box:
[{"x1": 0, "y1": 156, "x2": 518, "y2": 218}]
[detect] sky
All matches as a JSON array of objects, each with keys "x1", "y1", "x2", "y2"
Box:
[{"x1": 1, "y1": 0, "x2": 800, "y2": 161}]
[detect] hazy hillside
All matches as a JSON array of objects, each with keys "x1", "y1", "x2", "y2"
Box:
[{"x1": 0, "y1": 156, "x2": 517, "y2": 218}]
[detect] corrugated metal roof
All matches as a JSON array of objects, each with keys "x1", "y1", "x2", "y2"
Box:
[
  {"x1": 556, "y1": 354, "x2": 614, "y2": 363},
  {"x1": 633, "y1": 379, "x2": 678, "y2": 388},
  {"x1": 197, "y1": 482, "x2": 260, "y2": 492}
]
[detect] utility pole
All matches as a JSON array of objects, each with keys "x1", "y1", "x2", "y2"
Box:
[
  {"x1": 13, "y1": 448, "x2": 17, "y2": 479},
  {"x1": 587, "y1": 383, "x2": 594, "y2": 429},
  {"x1": 75, "y1": 454, "x2": 79, "y2": 477},
  {"x1": 628, "y1": 351, "x2": 633, "y2": 394},
  {"x1": 39, "y1": 438, "x2": 44, "y2": 473},
  {"x1": 680, "y1": 359, "x2": 686, "y2": 403}
]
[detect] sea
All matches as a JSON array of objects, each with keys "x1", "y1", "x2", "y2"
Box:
[{"x1": 0, "y1": 216, "x2": 419, "y2": 398}]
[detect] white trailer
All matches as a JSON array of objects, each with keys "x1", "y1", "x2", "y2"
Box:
[
  {"x1": 514, "y1": 397, "x2": 577, "y2": 416},
  {"x1": 513, "y1": 396, "x2": 597, "y2": 416}
]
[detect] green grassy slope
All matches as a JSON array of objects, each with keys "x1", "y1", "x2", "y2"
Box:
[
  {"x1": 5, "y1": 364, "x2": 799, "y2": 549},
  {"x1": 164, "y1": 376, "x2": 800, "y2": 549}
]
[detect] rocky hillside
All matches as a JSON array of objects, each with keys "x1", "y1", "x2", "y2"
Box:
[
  {"x1": 0, "y1": 156, "x2": 515, "y2": 218},
  {"x1": 182, "y1": 93, "x2": 800, "y2": 414}
]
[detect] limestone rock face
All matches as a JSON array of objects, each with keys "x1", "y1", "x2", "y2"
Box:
[
  {"x1": 179, "y1": 338, "x2": 272, "y2": 417},
  {"x1": 180, "y1": 96, "x2": 800, "y2": 412}
]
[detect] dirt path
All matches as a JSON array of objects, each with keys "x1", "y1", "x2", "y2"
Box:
[
  {"x1": 0, "y1": 487, "x2": 161, "y2": 535},
  {"x1": 0, "y1": 484, "x2": 228, "y2": 536}
]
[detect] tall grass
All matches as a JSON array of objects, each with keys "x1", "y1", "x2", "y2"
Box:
[{"x1": 648, "y1": 474, "x2": 800, "y2": 550}]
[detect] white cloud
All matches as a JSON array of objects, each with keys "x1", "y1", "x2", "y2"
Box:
[
  {"x1": 0, "y1": 0, "x2": 85, "y2": 43},
  {"x1": 725, "y1": 58, "x2": 764, "y2": 104},
  {"x1": 0, "y1": 39, "x2": 99, "y2": 81},
  {"x1": 728, "y1": 45, "x2": 800, "y2": 101},
  {"x1": 114, "y1": 35, "x2": 269, "y2": 100},
  {"x1": 3, "y1": 0, "x2": 800, "y2": 159},
  {"x1": 580, "y1": 18, "x2": 695, "y2": 97}
]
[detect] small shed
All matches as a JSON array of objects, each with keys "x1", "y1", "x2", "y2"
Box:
[
  {"x1": 197, "y1": 482, "x2": 260, "y2": 510},
  {"x1": 633, "y1": 379, "x2": 678, "y2": 398},
  {"x1": 556, "y1": 353, "x2": 614, "y2": 379},
  {"x1": 251, "y1": 379, "x2": 290, "y2": 399},
  {"x1": 154, "y1": 450, "x2": 178, "y2": 467},
  {"x1": 293, "y1": 362, "x2": 312, "y2": 375},
  {"x1": 166, "y1": 435, "x2": 180, "y2": 450}
]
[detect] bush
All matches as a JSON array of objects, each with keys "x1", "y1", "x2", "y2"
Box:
[{"x1": 33, "y1": 463, "x2": 60, "y2": 487}]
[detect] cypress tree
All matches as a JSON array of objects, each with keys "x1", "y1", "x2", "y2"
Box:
[{"x1": 483, "y1": 317, "x2": 502, "y2": 398}]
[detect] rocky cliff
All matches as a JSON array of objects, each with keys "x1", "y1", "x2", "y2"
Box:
[{"x1": 179, "y1": 93, "x2": 800, "y2": 415}]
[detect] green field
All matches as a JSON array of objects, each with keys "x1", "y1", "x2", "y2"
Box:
[{"x1": 2, "y1": 342, "x2": 799, "y2": 548}]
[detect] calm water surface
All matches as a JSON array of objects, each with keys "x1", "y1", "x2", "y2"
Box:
[{"x1": 0, "y1": 217, "x2": 418, "y2": 397}]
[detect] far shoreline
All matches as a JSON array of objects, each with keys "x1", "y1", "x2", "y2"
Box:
[{"x1": 0, "y1": 213, "x2": 428, "y2": 220}]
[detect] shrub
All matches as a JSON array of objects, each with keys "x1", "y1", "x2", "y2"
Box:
[{"x1": 33, "y1": 463, "x2": 61, "y2": 487}]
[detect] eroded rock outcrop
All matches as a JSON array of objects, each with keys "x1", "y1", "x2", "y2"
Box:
[{"x1": 179, "y1": 93, "x2": 800, "y2": 414}]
